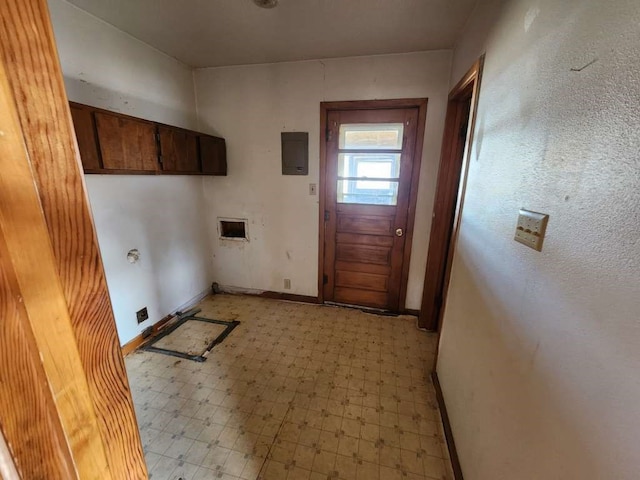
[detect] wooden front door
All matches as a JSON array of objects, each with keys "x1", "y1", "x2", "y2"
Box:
[{"x1": 322, "y1": 103, "x2": 425, "y2": 311}]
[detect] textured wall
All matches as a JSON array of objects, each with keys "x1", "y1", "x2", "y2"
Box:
[
  {"x1": 49, "y1": 0, "x2": 210, "y2": 345},
  {"x1": 194, "y1": 51, "x2": 452, "y2": 308},
  {"x1": 438, "y1": 0, "x2": 640, "y2": 478}
]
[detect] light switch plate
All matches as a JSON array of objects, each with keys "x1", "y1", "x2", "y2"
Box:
[
  {"x1": 514, "y1": 209, "x2": 549, "y2": 251},
  {"x1": 309, "y1": 183, "x2": 317, "y2": 195}
]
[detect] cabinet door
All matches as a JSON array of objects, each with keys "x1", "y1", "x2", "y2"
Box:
[
  {"x1": 158, "y1": 126, "x2": 199, "y2": 173},
  {"x1": 95, "y1": 112, "x2": 158, "y2": 172},
  {"x1": 199, "y1": 135, "x2": 227, "y2": 175},
  {"x1": 69, "y1": 103, "x2": 101, "y2": 171}
]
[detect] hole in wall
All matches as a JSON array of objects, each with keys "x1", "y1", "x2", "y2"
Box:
[{"x1": 218, "y1": 218, "x2": 249, "y2": 241}]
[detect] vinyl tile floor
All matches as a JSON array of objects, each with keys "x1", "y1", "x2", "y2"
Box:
[{"x1": 125, "y1": 294, "x2": 454, "y2": 480}]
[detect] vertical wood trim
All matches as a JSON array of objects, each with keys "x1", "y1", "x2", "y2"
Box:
[
  {"x1": 322, "y1": 110, "x2": 341, "y2": 302},
  {"x1": 434, "y1": 56, "x2": 484, "y2": 341},
  {"x1": 317, "y1": 104, "x2": 328, "y2": 303},
  {"x1": 0, "y1": 56, "x2": 110, "y2": 479},
  {"x1": 0, "y1": 1, "x2": 147, "y2": 478},
  {"x1": 420, "y1": 56, "x2": 485, "y2": 332},
  {"x1": 397, "y1": 99, "x2": 428, "y2": 311},
  {"x1": 418, "y1": 94, "x2": 470, "y2": 329}
]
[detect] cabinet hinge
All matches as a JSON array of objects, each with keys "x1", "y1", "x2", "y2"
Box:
[
  {"x1": 323, "y1": 274, "x2": 328, "y2": 285},
  {"x1": 324, "y1": 210, "x2": 330, "y2": 221},
  {"x1": 158, "y1": 155, "x2": 163, "y2": 165}
]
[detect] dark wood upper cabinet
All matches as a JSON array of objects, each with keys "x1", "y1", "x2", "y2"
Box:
[
  {"x1": 95, "y1": 112, "x2": 159, "y2": 172},
  {"x1": 158, "y1": 126, "x2": 199, "y2": 173},
  {"x1": 69, "y1": 103, "x2": 101, "y2": 171},
  {"x1": 199, "y1": 135, "x2": 227, "y2": 175},
  {"x1": 68, "y1": 102, "x2": 226, "y2": 176}
]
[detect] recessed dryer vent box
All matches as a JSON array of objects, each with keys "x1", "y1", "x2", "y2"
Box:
[
  {"x1": 218, "y1": 218, "x2": 249, "y2": 241},
  {"x1": 281, "y1": 132, "x2": 308, "y2": 175}
]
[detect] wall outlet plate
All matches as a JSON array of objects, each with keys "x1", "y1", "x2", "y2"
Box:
[
  {"x1": 514, "y1": 209, "x2": 549, "y2": 251},
  {"x1": 136, "y1": 307, "x2": 149, "y2": 324},
  {"x1": 284, "y1": 278, "x2": 291, "y2": 289}
]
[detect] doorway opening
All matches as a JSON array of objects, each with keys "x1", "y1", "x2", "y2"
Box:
[
  {"x1": 318, "y1": 99, "x2": 428, "y2": 312},
  {"x1": 419, "y1": 56, "x2": 485, "y2": 331}
]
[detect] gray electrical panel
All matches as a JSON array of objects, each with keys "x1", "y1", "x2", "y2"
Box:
[{"x1": 281, "y1": 132, "x2": 308, "y2": 175}]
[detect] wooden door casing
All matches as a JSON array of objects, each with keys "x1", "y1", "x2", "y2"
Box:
[
  {"x1": 0, "y1": 52, "x2": 111, "y2": 479},
  {"x1": 321, "y1": 103, "x2": 426, "y2": 311},
  {"x1": 419, "y1": 94, "x2": 471, "y2": 328},
  {"x1": 0, "y1": 1, "x2": 147, "y2": 478},
  {"x1": 420, "y1": 57, "x2": 484, "y2": 331}
]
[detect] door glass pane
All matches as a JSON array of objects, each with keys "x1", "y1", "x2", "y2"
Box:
[
  {"x1": 337, "y1": 153, "x2": 400, "y2": 205},
  {"x1": 337, "y1": 180, "x2": 399, "y2": 205},
  {"x1": 339, "y1": 123, "x2": 404, "y2": 150},
  {"x1": 338, "y1": 153, "x2": 400, "y2": 179}
]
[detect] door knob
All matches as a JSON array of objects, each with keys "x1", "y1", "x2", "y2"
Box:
[{"x1": 395, "y1": 228, "x2": 403, "y2": 237}]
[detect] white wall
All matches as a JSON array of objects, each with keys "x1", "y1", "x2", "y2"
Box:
[
  {"x1": 49, "y1": 0, "x2": 211, "y2": 345},
  {"x1": 438, "y1": 0, "x2": 640, "y2": 478},
  {"x1": 194, "y1": 51, "x2": 452, "y2": 308}
]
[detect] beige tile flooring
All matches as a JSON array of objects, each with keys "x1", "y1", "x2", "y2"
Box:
[
  {"x1": 153, "y1": 319, "x2": 229, "y2": 357},
  {"x1": 126, "y1": 294, "x2": 453, "y2": 480}
]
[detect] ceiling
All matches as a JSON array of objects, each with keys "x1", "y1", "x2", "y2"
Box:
[{"x1": 66, "y1": 0, "x2": 479, "y2": 68}]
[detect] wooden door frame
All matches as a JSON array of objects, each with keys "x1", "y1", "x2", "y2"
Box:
[
  {"x1": 318, "y1": 98, "x2": 428, "y2": 311},
  {"x1": 419, "y1": 56, "x2": 485, "y2": 331},
  {"x1": 0, "y1": 1, "x2": 146, "y2": 477}
]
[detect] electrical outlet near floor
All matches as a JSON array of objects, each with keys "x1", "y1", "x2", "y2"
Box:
[
  {"x1": 284, "y1": 278, "x2": 291, "y2": 289},
  {"x1": 136, "y1": 307, "x2": 149, "y2": 324}
]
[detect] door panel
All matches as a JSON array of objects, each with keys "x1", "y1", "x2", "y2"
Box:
[
  {"x1": 323, "y1": 106, "x2": 421, "y2": 310},
  {"x1": 336, "y1": 243, "x2": 392, "y2": 265},
  {"x1": 336, "y1": 213, "x2": 395, "y2": 235},
  {"x1": 336, "y1": 232, "x2": 394, "y2": 247},
  {"x1": 334, "y1": 287, "x2": 388, "y2": 309},
  {"x1": 334, "y1": 260, "x2": 391, "y2": 276},
  {"x1": 335, "y1": 270, "x2": 389, "y2": 292}
]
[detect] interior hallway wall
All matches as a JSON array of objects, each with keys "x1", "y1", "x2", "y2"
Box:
[
  {"x1": 437, "y1": 0, "x2": 640, "y2": 478},
  {"x1": 194, "y1": 51, "x2": 452, "y2": 308},
  {"x1": 49, "y1": 0, "x2": 211, "y2": 345}
]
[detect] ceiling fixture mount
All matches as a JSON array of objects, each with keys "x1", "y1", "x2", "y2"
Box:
[{"x1": 253, "y1": 0, "x2": 278, "y2": 8}]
